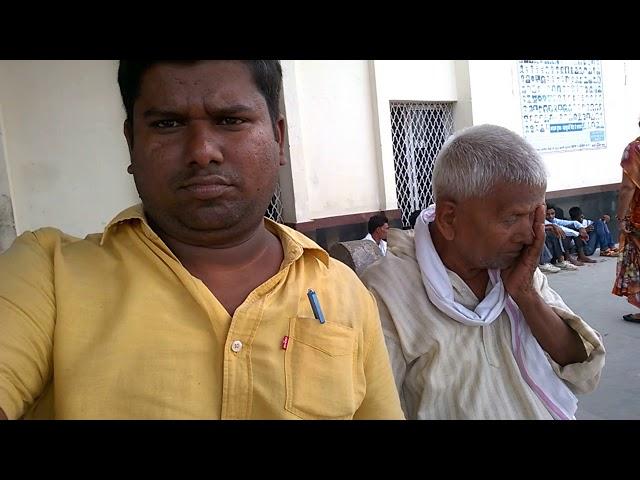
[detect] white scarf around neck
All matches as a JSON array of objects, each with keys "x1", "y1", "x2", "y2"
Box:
[{"x1": 414, "y1": 205, "x2": 577, "y2": 420}]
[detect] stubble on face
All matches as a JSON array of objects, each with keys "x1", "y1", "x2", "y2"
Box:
[{"x1": 128, "y1": 61, "x2": 284, "y2": 246}]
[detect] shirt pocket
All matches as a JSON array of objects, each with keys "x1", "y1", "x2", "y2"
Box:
[{"x1": 284, "y1": 316, "x2": 356, "y2": 419}]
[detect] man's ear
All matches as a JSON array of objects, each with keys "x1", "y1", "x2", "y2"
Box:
[{"x1": 433, "y1": 200, "x2": 458, "y2": 241}]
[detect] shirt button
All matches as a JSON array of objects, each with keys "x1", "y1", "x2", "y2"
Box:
[{"x1": 231, "y1": 340, "x2": 243, "y2": 353}]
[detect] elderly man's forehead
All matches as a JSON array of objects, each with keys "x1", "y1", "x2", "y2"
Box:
[
  {"x1": 487, "y1": 180, "x2": 544, "y2": 201},
  {"x1": 483, "y1": 190, "x2": 542, "y2": 217}
]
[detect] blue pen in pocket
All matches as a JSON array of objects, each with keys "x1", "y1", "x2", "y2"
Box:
[{"x1": 307, "y1": 289, "x2": 326, "y2": 324}]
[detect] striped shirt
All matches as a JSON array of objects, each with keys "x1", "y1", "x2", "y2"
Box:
[{"x1": 361, "y1": 229, "x2": 605, "y2": 420}]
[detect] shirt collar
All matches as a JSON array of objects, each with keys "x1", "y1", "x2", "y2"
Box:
[
  {"x1": 100, "y1": 204, "x2": 147, "y2": 245},
  {"x1": 101, "y1": 204, "x2": 330, "y2": 267},
  {"x1": 264, "y1": 218, "x2": 330, "y2": 267}
]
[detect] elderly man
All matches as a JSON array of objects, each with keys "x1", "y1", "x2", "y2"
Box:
[
  {"x1": 362, "y1": 124, "x2": 605, "y2": 419},
  {"x1": 0, "y1": 61, "x2": 403, "y2": 420}
]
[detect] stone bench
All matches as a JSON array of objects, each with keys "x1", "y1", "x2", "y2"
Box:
[{"x1": 328, "y1": 239, "x2": 383, "y2": 277}]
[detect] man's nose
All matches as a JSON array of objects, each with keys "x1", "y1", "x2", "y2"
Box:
[{"x1": 186, "y1": 123, "x2": 223, "y2": 167}]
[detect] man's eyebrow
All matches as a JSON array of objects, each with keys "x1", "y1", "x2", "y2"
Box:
[
  {"x1": 143, "y1": 108, "x2": 181, "y2": 119},
  {"x1": 500, "y1": 205, "x2": 534, "y2": 216},
  {"x1": 142, "y1": 104, "x2": 256, "y2": 118},
  {"x1": 210, "y1": 104, "x2": 256, "y2": 115}
]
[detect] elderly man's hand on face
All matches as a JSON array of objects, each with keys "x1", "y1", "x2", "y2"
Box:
[{"x1": 500, "y1": 203, "x2": 546, "y2": 305}]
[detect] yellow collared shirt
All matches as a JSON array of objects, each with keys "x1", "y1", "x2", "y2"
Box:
[{"x1": 0, "y1": 205, "x2": 404, "y2": 419}]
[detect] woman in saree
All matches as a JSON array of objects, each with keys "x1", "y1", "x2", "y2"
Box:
[{"x1": 613, "y1": 121, "x2": 640, "y2": 322}]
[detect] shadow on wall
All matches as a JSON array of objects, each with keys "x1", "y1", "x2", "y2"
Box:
[{"x1": 0, "y1": 194, "x2": 16, "y2": 253}]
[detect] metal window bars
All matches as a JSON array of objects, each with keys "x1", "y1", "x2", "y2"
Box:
[
  {"x1": 265, "y1": 180, "x2": 283, "y2": 223},
  {"x1": 390, "y1": 101, "x2": 455, "y2": 227}
]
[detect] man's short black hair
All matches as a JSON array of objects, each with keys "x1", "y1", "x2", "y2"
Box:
[
  {"x1": 117, "y1": 60, "x2": 282, "y2": 133},
  {"x1": 368, "y1": 213, "x2": 389, "y2": 234},
  {"x1": 569, "y1": 206, "x2": 582, "y2": 220},
  {"x1": 408, "y1": 210, "x2": 422, "y2": 229}
]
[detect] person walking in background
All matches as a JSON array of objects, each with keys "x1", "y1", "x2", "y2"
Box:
[{"x1": 613, "y1": 121, "x2": 640, "y2": 323}]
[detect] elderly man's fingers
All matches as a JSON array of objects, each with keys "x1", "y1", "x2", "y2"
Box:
[
  {"x1": 521, "y1": 204, "x2": 546, "y2": 266},
  {"x1": 534, "y1": 203, "x2": 546, "y2": 226}
]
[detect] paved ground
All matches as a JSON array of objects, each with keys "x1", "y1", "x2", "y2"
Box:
[{"x1": 545, "y1": 253, "x2": 640, "y2": 419}]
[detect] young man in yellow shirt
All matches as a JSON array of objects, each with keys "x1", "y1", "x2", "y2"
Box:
[{"x1": 0, "y1": 61, "x2": 403, "y2": 420}]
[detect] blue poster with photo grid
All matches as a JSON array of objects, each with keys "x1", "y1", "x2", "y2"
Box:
[{"x1": 518, "y1": 60, "x2": 606, "y2": 153}]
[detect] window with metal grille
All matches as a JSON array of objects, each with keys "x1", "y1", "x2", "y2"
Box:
[
  {"x1": 265, "y1": 181, "x2": 283, "y2": 223},
  {"x1": 390, "y1": 101, "x2": 455, "y2": 227}
]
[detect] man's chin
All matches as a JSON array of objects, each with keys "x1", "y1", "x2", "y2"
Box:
[
  {"x1": 181, "y1": 202, "x2": 270, "y2": 233},
  {"x1": 486, "y1": 257, "x2": 518, "y2": 270},
  {"x1": 181, "y1": 213, "x2": 239, "y2": 232}
]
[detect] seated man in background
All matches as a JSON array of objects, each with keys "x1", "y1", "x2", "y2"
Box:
[
  {"x1": 544, "y1": 221, "x2": 579, "y2": 270},
  {"x1": 362, "y1": 124, "x2": 605, "y2": 419},
  {"x1": 362, "y1": 213, "x2": 389, "y2": 255},
  {"x1": 568, "y1": 206, "x2": 617, "y2": 257},
  {"x1": 546, "y1": 205, "x2": 596, "y2": 264},
  {"x1": 539, "y1": 242, "x2": 561, "y2": 274}
]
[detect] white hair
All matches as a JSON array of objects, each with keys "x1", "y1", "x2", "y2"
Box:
[{"x1": 432, "y1": 124, "x2": 547, "y2": 202}]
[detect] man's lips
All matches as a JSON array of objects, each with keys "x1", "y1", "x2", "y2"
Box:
[{"x1": 179, "y1": 176, "x2": 234, "y2": 199}]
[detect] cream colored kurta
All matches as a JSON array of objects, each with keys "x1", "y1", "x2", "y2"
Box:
[{"x1": 361, "y1": 229, "x2": 605, "y2": 420}]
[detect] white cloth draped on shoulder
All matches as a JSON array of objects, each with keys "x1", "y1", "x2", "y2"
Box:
[{"x1": 414, "y1": 205, "x2": 578, "y2": 420}]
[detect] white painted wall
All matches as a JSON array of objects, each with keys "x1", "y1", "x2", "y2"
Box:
[
  {"x1": 280, "y1": 60, "x2": 310, "y2": 223},
  {"x1": 283, "y1": 60, "x2": 382, "y2": 221},
  {"x1": 468, "y1": 60, "x2": 640, "y2": 193},
  {"x1": 0, "y1": 60, "x2": 137, "y2": 237}
]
